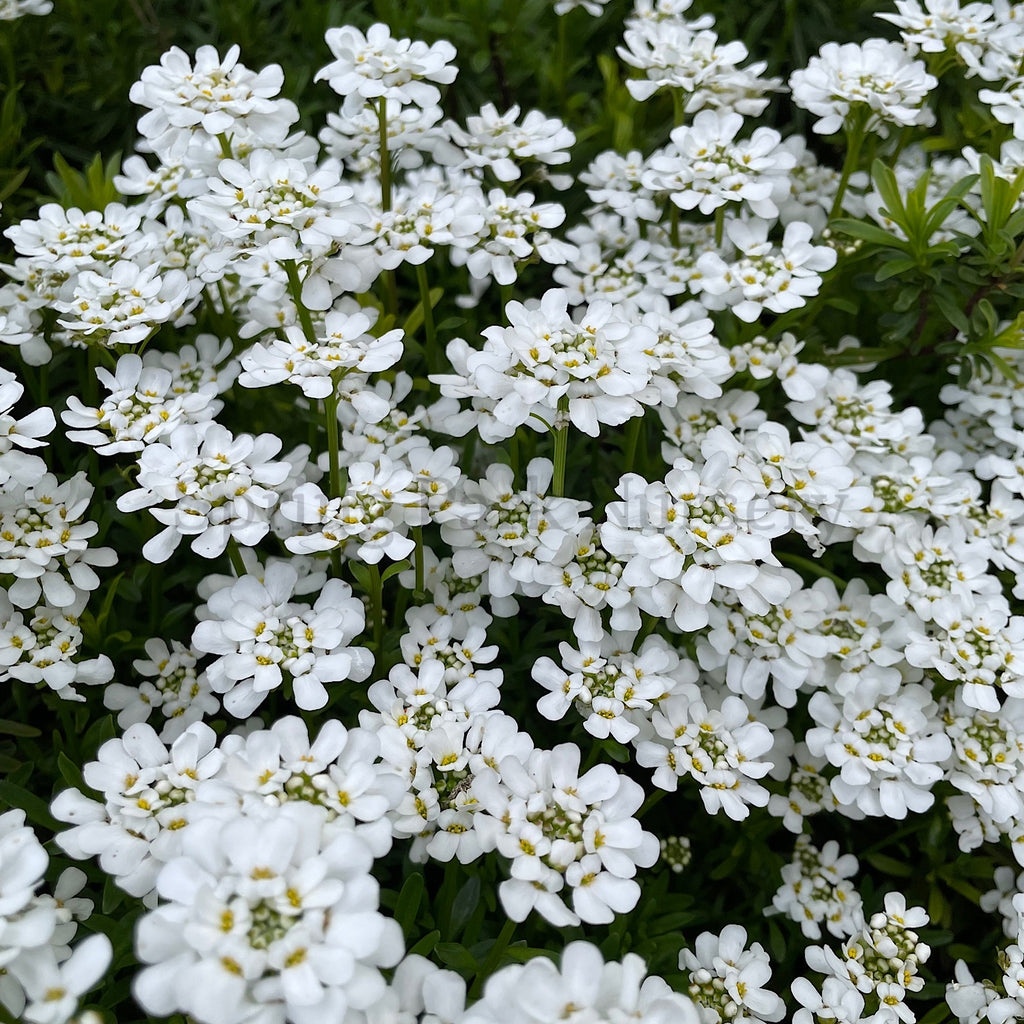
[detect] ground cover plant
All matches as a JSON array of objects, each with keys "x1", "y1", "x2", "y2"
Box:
[{"x1": 6, "y1": 0, "x2": 1024, "y2": 1022}]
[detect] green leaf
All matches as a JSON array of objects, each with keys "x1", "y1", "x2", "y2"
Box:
[
  {"x1": 101, "y1": 873, "x2": 125, "y2": 915},
  {"x1": 917, "y1": 1003, "x2": 954, "y2": 1024},
  {"x1": 349, "y1": 562, "x2": 372, "y2": 591},
  {"x1": 872, "y1": 159, "x2": 907, "y2": 229},
  {"x1": 931, "y1": 288, "x2": 970, "y2": 334},
  {"x1": 831, "y1": 217, "x2": 904, "y2": 248},
  {"x1": 0, "y1": 781, "x2": 59, "y2": 830},
  {"x1": 435, "y1": 941, "x2": 478, "y2": 972},
  {"x1": 395, "y1": 872, "x2": 425, "y2": 936},
  {"x1": 450, "y1": 875, "x2": 482, "y2": 937},
  {"x1": 57, "y1": 751, "x2": 87, "y2": 792},
  {"x1": 865, "y1": 853, "x2": 913, "y2": 877},
  {"x1": 874, "y1": 256, "x2": 919, "y2": 282},
  {"x1": 0, "y1": 718, "x2": 41, "y2": 738},
  {"x1": 380, "y1": 559, "x2": 411, "y2": 585},
  {"x1": 408, "y1": 929, "x2": 441, "y2": 957}
]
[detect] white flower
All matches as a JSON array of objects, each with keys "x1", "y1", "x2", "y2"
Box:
[
  {"x1": 0, "y1": 0, "x2": 52, "y2": 18},
  {"x1": 460, "y1": 941, "x2": 702, "y2": 1023},
  {"x1": 116, "y1": 422, "x2": 291, "y2": 563},
  {"x1": 239, "y1": 308, "x2": 404, "y2": 399},
  {"x1": 906, "y1": 596, "x2": 1024, "y2": 711},
  {"x1": 866, "y1": 518, "x2": 1000, "y2": 622},
  {"x1": 370, "y1": 181, "x2": 485, "y2": 270},
  {"x1": 680, "y1": 924, "x2": 784, "y2": 1023},
  {"x1": 132, "y1": 803, "x2": 403, "y2": 1024},
  {"x1": 51, "y1": 722, "x2": 224, "y2": 899},
  {"x1": 789, "y1": 39, "x2": 937, "y2": 136},
  {"x1": 1, "y1": 591, "x2": 114, "y2": 700},
  {"x1": 434, "y1": 288, "x2": 658, "y2": 441},
  {"x1": 447, "y1": 188, "x2": 575, "y2": 289},
  {"x1": 601, "y1": 452, "x2": 792, "y2": 633},
  {"x1": 19, "y1": 933, "x2": 112, "y2": 1024},
  {"x1": 806, "y1": 679, "x2": 952, "y2": 818},
  {"x1": 189, "y1": 149, "x2": 367, "y2": 269},
  {"x1": 636, "y1": 690, "x2": 774, "y2": 819},
  {"x1": 5, "y1": 202, "x2": 143, "y2": 270},
  {"x1": 768, "y1": 836, "x2": 863, "y2": 940},
  {"x1": 280, "y1": 456, "x2": 422, "y2": 565},
  {"x1": 192, "y1": 561, "x2": 372, "y2": 716},
  {"x1": 879, "y1": 0, "x2": 1024, "y2": 82},
  {"x1": 940, "y1": 693, "x2": 1024, "y2": 825},
  {"x1": 129, "y1": 45, "x2": 298, "y2": 154},
  {"x1": 617, "y1": 22, "x2": 778, "y2": 115},
  {"x1": 103, "y1": 638, "x2": 218, "y2": 740},
  {"x1": 473, "y1": 743, "x2": 658, "y2": 926},
  {"x1": 315, "y1": 23, "x2": 458, "y2": 114},
  {"x1": 445, "y1": 104, "x2": 575, "y2": 184},
  {"x1": 62, "y1": 352, "x2": 223, "y2": 455},
  {"x1": 0, "y1": 472, "x2": 115, "y2": 610},
  {"x1": 54, "y1": 261, "x2": 195, "y2": 348},
  {"x1": 643, "y1": 110, "x2": 795, "y2": 220},
  {"x1": 693, "y1": 219, "x2": 836, "y2": 323}
]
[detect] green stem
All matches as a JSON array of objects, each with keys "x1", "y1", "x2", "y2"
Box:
[
  {"x1": 283, "y1": 260, "x2": 318, "y2": 347},
  {"x1": 555, "y1": 13, "x2": 567, "y2": 108},
  {"x1": 470, "y1": 917, "x2": 517, "y2": 1000},
  {"x1": 226, "y1": 537, "x2": 248, "y2": 578},
  {"x1": 413, "y1": 526, "x2": 425, "y2": 597},
  {"x1": 777, "y1": 551, "x2": 846, "y2": 588},
  {"x1": 671, "y1": 87, "x2": 685, "y2": 127},
  {"x1": 714, "y1": 205, "x2": 725, "y2": 248},
  {"x1": 216, "y1": 279, "x2": 241, "y2": 349},
  {"x1": 461, "y1": 430, "x2": 477, "y2": 477},
  {"x1": 500, "y1": 283, "x2": 514, "y2": 326},
  {"x1": 216, "y1": 132, "x2": 234, "y2": 160},
  {"x1": 551, "y1": 398, "x2": 570, "y2": 498},
  {"x1": 377, "y1": 97, "x2": 392, "y2": 213},
  {"x1": 415, "y1": 262, "x2": 437, "y2": 372},
  {"x1": 635, "y1": 611, "x2": 659, "y2": 648},
  {"x1": 367, "y1": 562, "x2": 385, "y2": 676},
  {"x1": 324, "y1": 390, "x2": 345, "y2": 579},
  {"x1": 623, "y1": 414, "x2": 643, "y2": 475},
  {"x1": 638, "y1": 788, "x2": 666, "y2": 819},
  {"x1": 383, "y1": 269, "x2": 399, "y2": 321},
  {"x1": 324, "y1": 390, "x2": 343, "y2": 501},
  {"x1": 508, "y1": 431, "x2": 520, "y2": 483},
  {"x1": 830, "y1": 111, "x2": 868, "y2": 220}
]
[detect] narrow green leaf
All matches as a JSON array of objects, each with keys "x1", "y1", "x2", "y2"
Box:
[
  {"x1": 831, "y1": 217, "x2": 905, "y2": 248},
  {"x1": 931, "y1": 289, "x2": 970, "y2": 334},
  {"x1": 57, "y1": 750, "x2": 86, "y2": 792},
  {"x1": 451, "y1": 875, "x2": 482, "y2": 937},
  {"x1": 395, "y1": 872, "x2": 425, "y2": 935},
  {"x1": 865, "y1": 853, "x2": 913, "y2": 877},
  {"x1": 0, "y1": 781, "x2": 59, "y2": 830},
  {"x1": 874, "y1": 257, "x2": 919, "y2": 282},
  {"x1": 872, "y1": 159, "x2": 907, "y2": 227},
  {"x1": 408, "y1": 929, "x2": 441, "y2": 957},
  {"x1": 0, "y1": 718, "x2": 41, "y2": 738},
  {"x1": 101, "y1": 874, "x2": 125, "y2": 915},
  {"x1": 380, "y1": 559, "x2": 411, "y2": 585},
  {"x1": 435, "y1": 941, "x2": 478, "y2": 972}
]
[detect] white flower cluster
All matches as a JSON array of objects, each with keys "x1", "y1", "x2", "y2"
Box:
[
  {"x1": 0, "y1": 809, "x2": 111, "y2": 1024},
  {"x1": 768, "y1": 835, "x2": 863, "y2": 940},
  {"x1": 9, "y1": 2, "x2": 1024, "y2": 1020},
  {"x1": 949, "y1": 891, "x2": 1024, "y2": 1024},
  {"x1": 679, "y1": 924, "x2": 784, "y2": 1024},
  {"x1": 796, "y1": 894, "x2": 932, "y2": 1024},
  {"x1": 0, "y1": 369, "x2": 114, "y2": 700}
]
